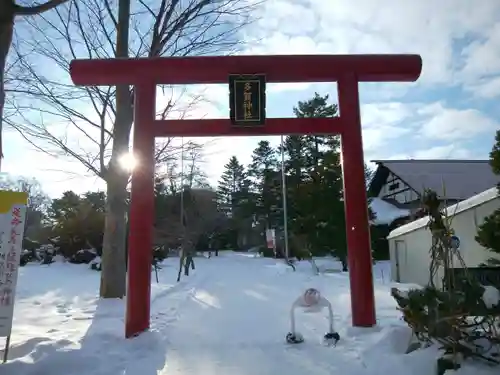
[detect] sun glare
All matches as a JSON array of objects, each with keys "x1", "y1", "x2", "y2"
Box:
[{"x1": 118, "y1": 152, "x2": 138, "y2": 171}]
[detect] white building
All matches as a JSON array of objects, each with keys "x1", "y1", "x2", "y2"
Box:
[{"x1": 387, "y1": 187, "x2": 500, "y2": 287}]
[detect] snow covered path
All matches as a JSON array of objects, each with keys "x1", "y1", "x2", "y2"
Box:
[
  {"x1": 155, "y1": 257, "x2": 359, "y2": 375},
  {"x1": 150, "y1": 255, "x2": 412, "y2": 375}
]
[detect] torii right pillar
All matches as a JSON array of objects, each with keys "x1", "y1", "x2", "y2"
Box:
[{"x1": 338, "y1": 72, "x2": 377, "y2": 327}]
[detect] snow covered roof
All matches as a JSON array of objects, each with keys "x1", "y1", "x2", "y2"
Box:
[
  {"x1": 369, "y1": 198, "x2": 410, "y2": 225},
  {"x1": 369, "y1": 159, "x2": 498, "y2": 201},
  {"x1": 387, "y1": 187, "x2": 499, "y2": 239}
]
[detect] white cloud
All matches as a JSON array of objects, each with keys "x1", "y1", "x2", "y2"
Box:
[
  {"x1": 361, "y1": 125, "x2": 410, "y2": 153},
  {"x1": 374, "y1": 145, "x2": 479, "y2": 161},
  {"x1": 359, "y1": 102, "x2": 416, "y2": 151},
  {"x1": 467, "y1": 76, "x2": 500, "y2": 99},
  {"x1": 419, "y1": 103, "x2": 498, "y2": 141},
  {"x1": 387, "y1": 144, "x2": 484, "y2": 160},
  {"x1": 412, "y1": 145, "x2": 474, "y2": 159},
  {"x1": 461, "y1": 22, "x2": 500, "y2": 78},
  {"x1": 245, "y1": 0, "x2": 500, "y2": 87},
  {"x1": 359, "y1": 100, "x2": 497, "y2": 156},
  {"x1": 361, "y1": 102, "x2": 414, "y2": 127},
  {"x1": 458, "y1": 17, "x2": 500, "y2": 97}
]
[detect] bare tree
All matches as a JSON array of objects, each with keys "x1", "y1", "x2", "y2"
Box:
[
  {"x1": 0, "y1": 175, "x2": 51, "y2": 238},
  {"x1": 154, "y1": 140, "x2": 208, "y2": 245},
  {"x1": 177, "y1": 187, "x2": 219, "y2": 281},
  {"x1": 5, "y1": 0, "x2": 257, "y2": 298},
  {"x1": 176, "y1": 145, "x2": 216, "y2": 281},
  {"x1": 0, "y1": 0, "x2": 70, "y2": 170},
  {"x1": 152, "y1": 141, "x2": 216, "y2": 281},
  {"x1": 184, "y1": 143, "x2": 210, "y2": 189}
]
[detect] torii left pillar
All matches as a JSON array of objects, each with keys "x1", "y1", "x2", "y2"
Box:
[{"x1": 69, "y1": 54, "x2": 422, "y2": 338}]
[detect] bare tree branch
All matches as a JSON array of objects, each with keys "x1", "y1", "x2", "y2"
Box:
[
  {"x1": 1, "y1": 1, "x2": 73, "y2": 170},
  {"x1": 15, "y1": 0, "x2": 70, "y2": 16},
  {"x1": 6, "y1": 0, "x2": 260, "y2": 179}
]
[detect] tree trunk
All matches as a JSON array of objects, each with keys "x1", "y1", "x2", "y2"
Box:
[
  {"x1": 183, "y1": 256, "x2": 190, "y2": 276},
  {"x1": 177, "y1": 249, "x2": 184, "y2": 282},
  {"x1": 100, "y1": 167, "x2": 128, "y2": 298},
  {"x1": 99, "y1": 83, "x2": 132, "y2": 298},
  {"x1": 99, "y1": 0, "x2": 132, "y2": 298},
  {"x1": 0, "y1": 6, "x2": 15, "y2": 170}
]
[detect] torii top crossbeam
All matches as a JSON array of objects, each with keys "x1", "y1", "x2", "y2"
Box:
[{"x1": 70, "y1": 54, "x2": 422, "y2": 86}]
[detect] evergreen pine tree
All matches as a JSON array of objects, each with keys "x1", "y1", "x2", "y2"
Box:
[
  {"x1": 288, "y1": 93, "x2": 346, "y2": 264},
  {"x1": 282, "y1": 135, "x2": 307, "y2": 235},
  {"x1": 293, "y1": 92, "x2": 339, "y2": 170},
  {"x1": 217, "y1": 156, "x2": 248, "y2": 216},
  {"x1": 247, "y1": 140, "x2": 280, "y2": 231},
  {"x1": 216, "y1": 156, "x2": 252, "y2": 248}
]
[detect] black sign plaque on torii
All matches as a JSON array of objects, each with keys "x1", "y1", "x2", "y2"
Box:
[{"x1": 229, "y1": 74, "x2": 266, "y2": 126}]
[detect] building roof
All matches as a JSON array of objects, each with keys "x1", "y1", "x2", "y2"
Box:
[
  {"x1": 368, "y1": 159, "x2": 499, "y2": 200},
  {"x1": 387, "y1": 186, "x2": 498, "y2": 239}
]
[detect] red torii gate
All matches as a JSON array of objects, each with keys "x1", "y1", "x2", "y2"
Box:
[{"x1": 69, "y1": 54, "x2": 422, "y2": 338}]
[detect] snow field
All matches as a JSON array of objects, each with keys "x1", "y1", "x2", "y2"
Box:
[{"x1": 0, "y1": 253, "x2": 495, "y2": 375}]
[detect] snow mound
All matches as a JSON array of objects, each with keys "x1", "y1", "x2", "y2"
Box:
[
  {"x1": 370, "y1": 198, "x2": 410, "y2": 225},
  {"x1": 482, "y1": 285, "x2": 500, "y2": 308}
]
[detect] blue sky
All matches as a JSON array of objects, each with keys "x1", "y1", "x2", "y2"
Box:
[{"x1": 3, "y1": 0, "x2": 500, "y2": 197}]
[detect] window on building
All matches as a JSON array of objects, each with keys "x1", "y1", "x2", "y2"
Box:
[{"x1": 388, "y1": 182, "x2": 400, "y2": 191}]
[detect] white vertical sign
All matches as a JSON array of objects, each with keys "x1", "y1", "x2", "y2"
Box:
[
  {"x1": 265, "y1": 229, "x2": 275, "y2": 249},
  {"x1": 0, "y1": 191, "x2": 28, "y2": 338}
]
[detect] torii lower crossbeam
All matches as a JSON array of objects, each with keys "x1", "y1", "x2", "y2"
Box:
[{"x1": 69, "y1": 54, "x2": 422, "y2": 338}]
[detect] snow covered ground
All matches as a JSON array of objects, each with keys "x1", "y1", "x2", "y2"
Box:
[{"x1": 1, "y1": 253, "x2": 496, "y2": 375}]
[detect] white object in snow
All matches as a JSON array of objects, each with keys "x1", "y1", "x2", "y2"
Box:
[
  {"x1": 90, "y1": 256, "x2": 102, "y2": 270},
  {"x1": 289, "y1": 288, "x2": 335, "y2": 334},
  {"x1": 482, "y1": 286, "x2": 500, "y2": 308}
]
